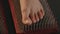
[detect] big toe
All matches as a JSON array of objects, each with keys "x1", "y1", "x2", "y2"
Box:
[{"x1": 22, "y1": 17, "x2": 32, "y2": 25}]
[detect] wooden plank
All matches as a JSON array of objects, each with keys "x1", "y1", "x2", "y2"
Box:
[{"x1": 8, "y1": 0, "x2": 58, "y2": 33}]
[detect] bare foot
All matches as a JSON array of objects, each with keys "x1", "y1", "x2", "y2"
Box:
[{"x1": 20, "y1": 0, "x2": 44, "y2": 25}]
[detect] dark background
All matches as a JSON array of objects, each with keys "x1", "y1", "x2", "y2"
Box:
[
  {"x1": 48, "y1": 0, "x2": 60, "y2": 24},
  {"x1": 48, "y1": 0, "x2": 60, "y2": 33},
  {"x1": 47, "y1": 0, "x2": 60, "y2": 33}
]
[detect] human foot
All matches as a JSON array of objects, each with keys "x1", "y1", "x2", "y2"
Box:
[{"x1": 20, "y1": 0, "x2": 44, "y2": 25}]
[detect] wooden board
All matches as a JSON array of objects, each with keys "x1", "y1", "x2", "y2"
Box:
[{"x1": 8, "y1": 0, "x2": 58, "y2": 33}]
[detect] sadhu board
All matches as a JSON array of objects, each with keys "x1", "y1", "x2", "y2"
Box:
[{"x1": 8, "y1": 0, "x2": 59, "y2": 33}]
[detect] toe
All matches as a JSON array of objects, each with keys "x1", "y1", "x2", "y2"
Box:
[
  {"x1": 41, "y1": 9, "x2": 45, "y2": 16},
  {"x1": 38, "y1": 9, "x2": 44, "y2": 19},
  {"x1": 30, "y1": 13, "x2": 36, "y2": 23},
  {"x1": 35, "y1": 13, "x2": 39, "y2": 22},
  {"x1": 22, "y1": 17, "x2": 32, "y2": 25}
]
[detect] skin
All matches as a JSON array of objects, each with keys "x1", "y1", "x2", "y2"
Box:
[{"x1": 20, "y1": 0, "x2": 44, "y2": 25}]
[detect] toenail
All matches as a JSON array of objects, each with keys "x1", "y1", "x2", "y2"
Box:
[
  {"x1": 40, "y1": 16, "x2": 43, "y2": 19},
  {"x1": 37, "y1": 19, "x2": 39, "y2": 22},
  {"x1": 34, "y1": 20, "x2": 36, "y2": 23},
  {"x1": 25, "y1": 20, "x2": 32, "y2": 25},
  {"x1": 25, "y1": 20, "x2": 29, "y2": 23}
]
